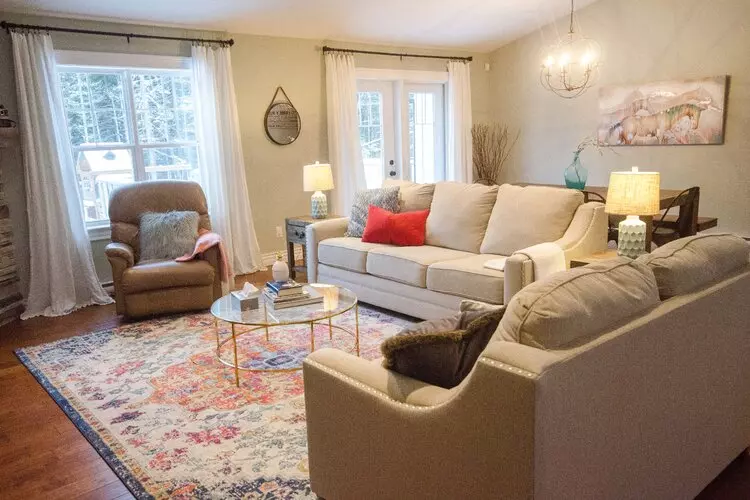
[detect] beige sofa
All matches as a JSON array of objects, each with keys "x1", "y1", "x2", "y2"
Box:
[
  {"x1": 306, "y1": 182, "x2": 608, "y2": 319},
  {"x1": 303, "y1": 233, "x2": 750, "y2": 499}
]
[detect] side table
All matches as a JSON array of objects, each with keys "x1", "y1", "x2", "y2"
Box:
[
  {"x1": 285, "y1": 215, "x2": 345, "y2": 280},
  {"x1": 569, "y1": 249, "x2": 620, "y2": 268}
]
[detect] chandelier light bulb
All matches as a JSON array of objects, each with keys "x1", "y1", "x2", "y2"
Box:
[{"x1": 539, "y1": 0, "x2": 602, "y2": 98}]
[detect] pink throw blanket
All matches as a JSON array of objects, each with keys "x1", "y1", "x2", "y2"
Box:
[{"x1": 176, "y1": 229, "x2": 232, "y2": 283}]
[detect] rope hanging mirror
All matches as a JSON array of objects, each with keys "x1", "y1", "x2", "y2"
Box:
[{"x1": 264, "y1": 86, "x2": 301, "y2": 145}]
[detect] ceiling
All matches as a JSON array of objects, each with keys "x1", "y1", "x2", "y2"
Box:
[{"x1": 1, "y1": 0, "x2": 601, "y2": 52}]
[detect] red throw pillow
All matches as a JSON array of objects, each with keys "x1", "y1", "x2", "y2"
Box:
[{"x1": 362, "y1": 205, "x2": 429, "y2": 246}]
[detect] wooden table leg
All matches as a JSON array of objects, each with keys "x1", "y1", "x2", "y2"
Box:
[{"x1": 287, "y1": 241, "x2": 296, "y2": 280}]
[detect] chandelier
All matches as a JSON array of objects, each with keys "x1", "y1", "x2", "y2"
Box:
[{"x1": 540, "y1": 0, "x2": 601, "y2": 99}]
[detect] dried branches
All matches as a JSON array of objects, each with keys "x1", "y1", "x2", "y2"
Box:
[{"x1": 472, "y1": 123, "x2": 520, "y2": 185}]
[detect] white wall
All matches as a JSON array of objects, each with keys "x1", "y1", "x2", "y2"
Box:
[{"x1": 489, "y1": 0, "x2": 750, "y2": 236}]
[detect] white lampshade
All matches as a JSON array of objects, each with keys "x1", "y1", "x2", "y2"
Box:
[
  {"x1": 303, "y1": 161, "x2": 334, "y2": 192},
  {"x1": 605, "y1": 167, "x2": 661, "y2": 216}
]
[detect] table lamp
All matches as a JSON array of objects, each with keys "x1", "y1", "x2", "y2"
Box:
[
  {"x1": 303, "y1": 161, "x2": 334, "y2": 219},
  {"x1": 605, "y1": 166, "x2": 660, "y2": 259}
]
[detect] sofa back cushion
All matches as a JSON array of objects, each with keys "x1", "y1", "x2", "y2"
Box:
[
  {"x1": 636, "y1": 233, "x2": 749, "y2": 299},
  {"x1": 496, "y1": 258, "x2": 660, "y2": 349},
  {"x1": 480, "y1": 184, "x2": 584, "y2": 255},
  {"x1": 426, "y1": 182, "x2": 499, "y2": 253},
  {"x1": 383, "y1": 179, "x2": 435, "y2": 212}
]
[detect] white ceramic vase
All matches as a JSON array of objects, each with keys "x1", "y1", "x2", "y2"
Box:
[{"x1": 272, "y1": 255, "x2": 290, "y2": 282}]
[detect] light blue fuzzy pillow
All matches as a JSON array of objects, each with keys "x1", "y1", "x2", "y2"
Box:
[{"x1": 139, "y1": 211, "x2": 200, "y2": 261}]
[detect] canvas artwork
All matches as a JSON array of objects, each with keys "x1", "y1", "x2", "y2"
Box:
[{"x1": 597, "y1": 76, "x2": 728, "y2": 146}]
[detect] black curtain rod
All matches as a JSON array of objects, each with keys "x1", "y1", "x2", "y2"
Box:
[
  {"x1": 0, "y1": 21, "x2": 234, "y2": 46},
  {"x1": 322, "y1": 45, "x2": 472, "y2": 62}
]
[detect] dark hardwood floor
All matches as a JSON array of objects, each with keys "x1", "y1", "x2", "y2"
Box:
[{"x1": 0, "y1": 269, "x2": 748, "y2": 499}]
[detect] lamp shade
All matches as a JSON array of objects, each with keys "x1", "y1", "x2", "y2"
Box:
[
  {"x1": 303, "y1": 161, "x2": 334, "y2": 192},
  {"x1": 605, "y1": 167, "x2": 660, "y2": 216}
]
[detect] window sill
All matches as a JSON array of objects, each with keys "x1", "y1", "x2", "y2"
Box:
[{"x1": 88, "y1": 224, "x2": 111, "y2": 242}]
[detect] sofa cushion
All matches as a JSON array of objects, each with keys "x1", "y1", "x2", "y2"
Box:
[
  {"x1": 318, "y1": 237, "x2": 386, "y2": 273},
  {"x1": 426, "y1": 182, "x2": 498, "y2": 253},
  {"x1": 366, "y1": 245, "x2": 474, "y2": 287},
  {"x1": 383, "y1": 179, "x2": 435, "y2": 212},
  {"x1": 345, "y1": 187, "x2": 401, "y2": 238},
  {"x1": 381, "y1": 307, "x2": 506, "y2": 389},
  {"x1": 121, "y1": 259, "x2": 215, "y2": 295},
  {"x1": 496, "y1": 258, "x2": 659, "y2": 349},
  {"x1": 427, "y1": 254, "x2": 506, "y2": 304},
  {"x1": 480, "y1": 184, "x2": 584, "y2": 256},
  {"x1": 636, "y1": 233, "x2": 750, "y2": 299}
]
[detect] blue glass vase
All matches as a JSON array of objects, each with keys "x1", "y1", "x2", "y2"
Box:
[{"x1": 564, "y1": 153, "x2": 588, "y2": 190}]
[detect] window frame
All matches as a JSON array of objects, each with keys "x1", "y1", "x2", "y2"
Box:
[
  {"x1": 355, "y1": 68, "x2": 448, "y2": 185},
  {"x1": 55, "y1": 52, "x2": 197, "y2": 236}
]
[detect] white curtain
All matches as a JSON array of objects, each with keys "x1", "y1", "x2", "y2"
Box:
[
  {"x1": 446, "y1": 60, "x2": 473, "y2": 183},
  {"x1": 192, "y1": 44, "x2": 263, "y2": 276},
  {"x1": 325, "y1": 52, "x2": 365, "y2": 214},
  {"x1": 10, "y1": 31, "x2": 112, "y2": 319}
]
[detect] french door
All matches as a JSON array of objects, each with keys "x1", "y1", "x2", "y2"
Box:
[{"x1": 357, "y1": 80, "x2": 445, "y2": 188}]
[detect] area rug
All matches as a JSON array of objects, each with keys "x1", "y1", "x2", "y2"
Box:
[{"x1": 15, "y1": 306, "x2": 413, "y2": 499}]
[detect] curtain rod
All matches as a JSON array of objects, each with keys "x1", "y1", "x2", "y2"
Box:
[
  {"x1": 0, "y1": 21, "x2": 234, "y2": 47},
  {"x1": 322, "y1": 46, "x2": 472, "y2": 62}
]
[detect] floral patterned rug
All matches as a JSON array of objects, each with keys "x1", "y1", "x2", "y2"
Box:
[{"x1": 15, "y1": 306, "x2": 413, "y2": 499}]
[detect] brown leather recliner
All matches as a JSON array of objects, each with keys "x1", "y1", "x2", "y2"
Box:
[{"x1": 105, "y1": 181, "x2": 223, "y2": 319}]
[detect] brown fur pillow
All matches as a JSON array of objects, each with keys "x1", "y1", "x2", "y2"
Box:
[{"x1": 381, "y1": 308, "x2": 506, "y2": 389}]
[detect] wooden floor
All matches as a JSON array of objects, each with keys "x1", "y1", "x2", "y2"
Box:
[{"x1": 0, "y1": 269, "x2": 748, "y2": 499}]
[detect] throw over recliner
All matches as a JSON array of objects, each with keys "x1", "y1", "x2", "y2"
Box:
[{"x1": 105, "y1": 180, "x2": 222, "y2": 318}]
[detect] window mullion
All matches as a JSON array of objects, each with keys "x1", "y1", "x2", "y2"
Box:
[{"x1": 124, "y1": 69, "x2": 147, "y2": 181}]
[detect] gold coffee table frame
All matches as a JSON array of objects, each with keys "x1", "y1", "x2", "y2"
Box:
[{"x1": 210, "y1": 285, "x2": 359, "y2": 387}]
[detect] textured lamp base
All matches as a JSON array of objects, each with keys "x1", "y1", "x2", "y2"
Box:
[
  {"x1": 311, "y1": 191, "x2": 328, "y2": 219},
  {"x1": 618, "y1": 215, "x2": 647, "y2": 259}
]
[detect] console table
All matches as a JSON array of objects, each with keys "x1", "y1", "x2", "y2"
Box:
[{"x1": 285, "y1": 215, "x2": 344, "y2": 280}]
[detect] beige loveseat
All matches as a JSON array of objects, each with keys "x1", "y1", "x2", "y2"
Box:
[
  {"x1": 303, "y1": 233, "x2": 750, "y2": 499},
  {"x1": 306, "y1": 181, "x2": 607, "y2": 319}
]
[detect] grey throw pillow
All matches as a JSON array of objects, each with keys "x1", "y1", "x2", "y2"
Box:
[
  {"x1": 345, "y1": 186, "x2": 400, "y2": 238},
  {"x1": 380, "y1": 307, "x2": 506, "y2": 389},
  {"x1": 139, "y1": 210, "x2": 200, "y2": 261}
]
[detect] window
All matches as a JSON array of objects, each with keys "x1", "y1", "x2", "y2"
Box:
[
  {"x1": 57, "y1": 55, "x2": 199, "y2": 226},
  {"x1": 356, "y1": 70, "x2": 446, "y2": 188}
]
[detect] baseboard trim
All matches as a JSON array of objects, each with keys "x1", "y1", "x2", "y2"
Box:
[{"x1": 261, "y1": 248, "x2": 303, "y2": 267}]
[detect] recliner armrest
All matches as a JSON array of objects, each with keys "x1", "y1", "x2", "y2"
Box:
[
  {"x1": 105, "y1": 242, "x2": 135, "y2": 268},
  {"x1": 305, "y1": 217, "x2": 350, "y2": 282}
]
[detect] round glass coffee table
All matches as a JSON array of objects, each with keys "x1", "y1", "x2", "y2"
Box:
[{"x1": 210, "y1": 284, "x2": 359, "y2": 386}]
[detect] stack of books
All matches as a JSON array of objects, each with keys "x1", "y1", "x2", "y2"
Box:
[{"x1": 263, "y1": 280, "x2": 323, "y2": 309}]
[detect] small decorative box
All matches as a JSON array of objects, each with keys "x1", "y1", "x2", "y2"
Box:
[{"x1": 231, "y1": 283, "x2": 260, "y2": 311}]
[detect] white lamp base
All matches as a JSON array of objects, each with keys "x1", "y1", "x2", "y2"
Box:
[
  {"x1": 617, "y1": 215, "x2": 647, "y2": 259},
  {"x1": 311, "y1": 191, "x2": 328, "y2": 219}
]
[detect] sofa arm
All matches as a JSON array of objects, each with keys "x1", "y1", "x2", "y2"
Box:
[
  {"x1": 503, "y1": 253, "x2": 534, "y2": 304},
  {"x1": 554, "y1": 202, "x2": 608, "y2": 262},
  {"x1": 199, "y1": 245, "x2": 225, "y2": 298},
  {"x1": 304, "y1": 348, "x2": 453, "y2": 407},
  {"x1": 105, "y1": 242, "x2": 134, "y2": 315},
  {"x1": 303, "y1": 347, "x2": 537, "y2": 499},
  {"x1": 305, "y1": 217, "x2": 349, "y2": 282}
]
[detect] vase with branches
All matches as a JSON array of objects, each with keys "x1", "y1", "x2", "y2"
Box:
[
  {"x1": 472, "y1": 123, "x2": 519, "y2": 185},
  {"x1": 564, "y1": 135, "x2": 611, "y2": 190}
]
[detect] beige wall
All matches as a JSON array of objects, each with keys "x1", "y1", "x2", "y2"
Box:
[
  {"x1": 232, "y1": 34, "x2": 490, "y2": 250},
  {"x1": 488, "y1": 0, "x2": 750, "y2": 236},
  {"x1": 0, "y1": 12, "x2": 490, "y2": 292}
]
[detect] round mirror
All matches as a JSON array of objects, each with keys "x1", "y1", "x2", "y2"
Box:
[{"x1": 264, "y1": 102, "x2": 301, "y2": 145}]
